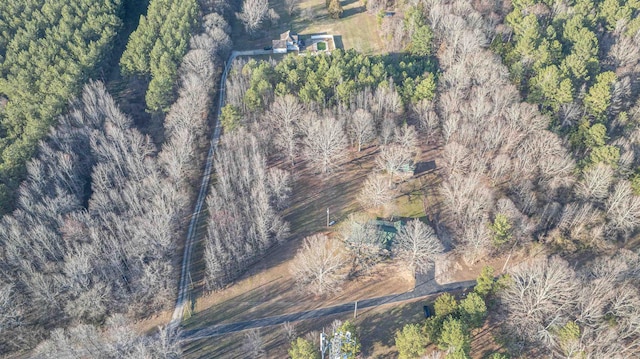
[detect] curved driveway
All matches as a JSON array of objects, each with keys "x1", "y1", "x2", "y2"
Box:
[
  {"x1": 170, "y1": 49, "x2": 280, "y2": 330},
  {"x1": 170, "y1": 50, "x2": 263, "y2": 330}
]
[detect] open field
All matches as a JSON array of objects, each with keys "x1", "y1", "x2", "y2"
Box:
[
  {"x1": 181, "y1": 136, "x2": 442, "y2": 327},
  {"x1": 232, "y1": 0, "x2": 385, "y2": 54}
]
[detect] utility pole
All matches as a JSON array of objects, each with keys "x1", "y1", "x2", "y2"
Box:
[{"x1": 354, "y1": 301, "x2": 358, "y2": 319}]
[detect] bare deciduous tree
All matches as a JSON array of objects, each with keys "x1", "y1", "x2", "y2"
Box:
[
  {"x1": 498, "y1": 251, "x2": 640, "y2": 356},
  {"x1": 243, "y1": 329, "x2": 265, "y2": 358},
  {"x1": 394, "y1": 219, "x2": 443, "y2": 274},
  {"x1": 341, "y1": 215, "x2": 384, "y2": 275},
  {"x1": 301, "y1": 116, "x2": 348, "y2": 174},
  {"x1": 282, "y1": 321, "x2": 297, "y2": 342},
  {"x1": 204, "y1": 129, "x2": 290, "y2": 289},
  {"x1": 376, "y1": 144, "x2": 413, "y2": 177},
  {"x1": 180, "y1": 49, "x2": 217, "y2": 84},
  {"x1": 358, "y1": 173, "x2": 395, "y2": 209},
  {"x1": 236, "y1": 0, "x2": 270, "y2": 34},
  {"x1": 154, "y1": 325, "x2": 182, "y2": 359},
  {"x1": 348, "y1": 109, "x2": 375, "y2": 152},
  {"x1": 284, "y1": 0, "x2": 299, "y2": 15},
  {"x1": 442, "y1": 141, "x2": 471, "y2": 176},
  {"x1": 34, "y1": 314, "x2": 178, "y2": 359},
  {"x1": 605, "y1": 181, "x2": 640, "y2": 238},
  {"x1": 394, "y1": 124, "x2": 418, "y2": 154},
  {"x1": 268, "y1": 8, "x2": 280, "y2": 25},
  {"x1": 290, "y1": 234, "x2": 347, "y2": 295},
  {"x1": 413, "y1": 99, "x2": 439, "y2": 136},
  {"x1": 499, "y1": 256, "x2": 579, "y2": 346},
  {"x1": 575, "y1": 164, "x2": 614, "y2": 203},
  {"x1": 379, "y1": 116, "x2": 396, "y2": 145},
  {"x1": 267, "y1": 95, "x2": 305, "y2": 165}
]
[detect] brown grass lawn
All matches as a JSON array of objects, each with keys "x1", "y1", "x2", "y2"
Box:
[
  {"x1": 133, "y1": 136, "x2": 520, "y2": 357},
  {"x1": 232, "y1": 0, "x2": 385, "y2": 54},
  {"x1": 181, "y1": 138, "x2": 445, "y2": 329}
]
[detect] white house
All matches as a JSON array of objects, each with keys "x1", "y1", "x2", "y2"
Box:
[{"x1": 272, "y1": 30, "x2": 300, "y2": 53}]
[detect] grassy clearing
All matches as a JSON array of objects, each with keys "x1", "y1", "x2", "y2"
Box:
[
  {"x1": 296, "y1": 0, "x2": 385, "y2": 54},
  {"x1": 182, "y1": 232, "x2": 414, "y2": 332},
  {"x1": 179, "y1": 140, "x2": 441, "y2": 329},
  {"x1": 231, "y1": 0, "x2": 384, "y2": 54},
  {"x1": 182, "y1": 310, "x2": 350, "y2": 358}
]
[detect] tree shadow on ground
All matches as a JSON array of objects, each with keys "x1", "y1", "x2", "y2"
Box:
[
  {"x1": 342, "y1": 5, "x2": 366, "y2": 19},
  {"x1": 341, "y1": 0, "x2": 360, "y2": 7},
  {"x1": 182, "y1": 331, "x2": 245, "y2": 359},
  {"x1": 183, "y1": 277, "x2": 295, "y2": 331},
  {"x1": 284, "y1": 148, "x2": 376, "y2": 239}
]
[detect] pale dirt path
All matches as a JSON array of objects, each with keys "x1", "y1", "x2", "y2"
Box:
[{"x1": 170, "y1": 50, "x2": 268, "y2": 329}]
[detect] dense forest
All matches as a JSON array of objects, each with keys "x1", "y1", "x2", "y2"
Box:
[
  {"x1": 375, "y1": 0, "x2": 640, "y2": 357},
  {"x1": 280, "y1": 0, "x2": 640, "y2": 357},
  {"x1": 0, "y1": 81, "x2": 187, "y2": 353},
  {"x1": 2, "y1": 0, "x2": 640, "y2": 356},
  {"x1": 120, "y1": 0, "x2": 199, "y2": 113},
  {"x1": 495, "y1": 0, "x2": 640, "y2": 172},
  {"x1": 0, "y1": 0, "x2": 123, "y2": 213},
  {"x1": 0, "y1": 0, "x2": 233, "y2": 355}
]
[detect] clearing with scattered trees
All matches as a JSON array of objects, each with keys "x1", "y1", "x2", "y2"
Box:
[{"x1": 2, "y1": 0, "x2": 640, "y2": 358}]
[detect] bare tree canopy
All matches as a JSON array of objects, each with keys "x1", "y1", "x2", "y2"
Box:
[
  {"x1": 301, "y1": 116, "x2": 348, "y2": 174},
  {"x1": 358, "y1": 173, "x2": 395, "y2": 209},
  {"x1": 341, "y1": 215, "x2": 385, "y2": 275},
  {"x1": 394, "y1": 219, "x2": 443, "y2": 274},
  {"x1": 243, "y1": 328, "x2": 265, "y2": 358},
  {"x1": 204, "y1": 129, "x2": 290, "y2": 289},
  {"x1": 290, "y1": 234, "x2": 347, "y2": 295},
  {"x1": 284, "y1": 0, "x2": 299, "y2": 15},
  {"x1": 348, "y1": 109, "x2": 375, "y2": 152},
  {"x1": 236, "y1": 0, "x2": 269, "y2": 34},
  {"x1": 33, "y1": 315, "x2": 182, "y2": 359},
  {"x1": 267, "y1": 95, "x2": 305, "y2": 165},
  {"x1": 376, "y1": 144, "x2": 413, "y2": 176},
  {"x1": 499, "y1": 253, "x2": 640, "y2": 357}
]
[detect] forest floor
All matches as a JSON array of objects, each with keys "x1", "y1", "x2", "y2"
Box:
[{"x1": 231, "y1": 0, "x2": 385, "y2": 54}]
